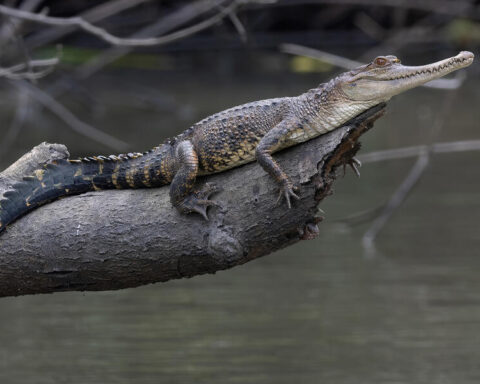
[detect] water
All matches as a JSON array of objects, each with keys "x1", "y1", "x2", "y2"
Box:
[{"x1": 0, "y1": 63, "x2": 479, "y2": 383}]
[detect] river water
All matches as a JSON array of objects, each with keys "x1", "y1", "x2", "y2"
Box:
[{"x1": 0, "y1": 57, "x2": 479, "y2": 383}]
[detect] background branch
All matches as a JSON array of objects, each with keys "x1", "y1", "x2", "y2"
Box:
[
  {"x1": 0, "y1": 1, "x2": 265, "y2": 48},
  {"x1": 24, "y1": 0, "x2": 153, "y2": 50},
  {"x1": 358, "y1": 140, "x2": 480, "y2": 163},
  {"x1": 10, "y1": 80, "x2": 130, "y2": 152},
  {"x1": 0, "y1": 57, "x2": 59, "y2": 80},
  {"x1": 361, "y1": 86, "x2": 458, "y2": 253}
]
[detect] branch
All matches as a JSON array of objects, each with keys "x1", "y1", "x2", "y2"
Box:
[
  {"x1": 0, "y1": 0, "x2": 44, "y2": 46},
  {"x1": 0, "y1": 1, "x2": 266, "y2": 48},
  {"x1": 358, "y1": 140, "x2": 480, "y2": 164},
  {"x1": 332, "y1": 138, "x2": 480, "y2": 227},
  {"x1": 0, "y1": 57, "x2": 59, "y2": 80},
  {"x1": 25, "y1": 0, "x2": 153, "y2": 49},
  {"x1": 72, "y1": 0, "x2": 237, "y2": 78},
  {"x1": 0, "y1": 104, "x2": 386, "y2": 298},
  {"x1": 361, "y1": 150, "x2": 429, "y2": 254},
  {"x1": 10, "y1": 80, "x2": 130, "y2": 152},
  {"x1": 361, "y1": 89, "x2": 457, "y2": 254}
]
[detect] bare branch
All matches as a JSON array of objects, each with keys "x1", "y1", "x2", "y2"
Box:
[
  {"x1": 358, "y1": 140, "x2": 480, "y2": 164},
  {"x1": 25, "y1": 0, "x2": 153, "y2": 49},
  {"x1": 0, "y1": 1, "x2": 266, "y2": 48},
  {"x1": 73, "y1": 0, "x2": 234, "y2": 78},
  {"x1": 362, "y1": 151, "x2": 429, "y2": 256},
  {"x1": 10, "y1": 80, "x2": 129, "y2": 152},
  {"x1": 0, "y1": 0, "x2": 43, "y2": 45},
  {"x1": 353, "y1": 11, "x2": 386, "y2": 40},
  {"x1": 0, "y1": 57, "x2": 59, "y2": 80},
  {"x1": 281, "y1": 43, "x2": 361, "y2": 69},
  {"x1": 332, "y1": 138, "x2": 480, "y2": 227},
  {"x1": 361, "y1": 87, "x2": 459, "y2": 253},
  {"x1": 227, "y1": 9, "x2": 248, "y2": 42}
]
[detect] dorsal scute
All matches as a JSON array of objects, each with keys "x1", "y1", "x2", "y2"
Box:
[{"x1": 192, "y1": 97, "x2": 287, "y2": 128}]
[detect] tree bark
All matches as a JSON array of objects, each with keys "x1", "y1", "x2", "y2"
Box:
[{"x1": 0, "y1": 104, "x2": 386, "y2": 298}]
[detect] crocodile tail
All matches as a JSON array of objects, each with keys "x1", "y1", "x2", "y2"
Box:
[
  {"x1": 0, "y1": 147, "x2": 174, "y2": 232},
  {"x1": 0, "y1": 158, "x2": 94, "y2": 231}
]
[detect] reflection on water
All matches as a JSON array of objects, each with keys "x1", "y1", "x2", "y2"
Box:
[{"x1": 0, "y1": 67, "x2": 479, "y2": 383}]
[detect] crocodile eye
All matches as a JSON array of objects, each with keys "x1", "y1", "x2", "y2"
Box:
[{"x1": 374, "y1": 57, "x2": 388, "y2": 66}]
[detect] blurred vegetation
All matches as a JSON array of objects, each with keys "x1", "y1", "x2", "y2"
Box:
[{"x1": 2, "y1": 0, "x2": 480, "y2": 72}]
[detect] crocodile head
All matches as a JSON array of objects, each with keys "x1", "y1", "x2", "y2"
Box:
[{"x1": 339, "y1": 51, "x2": 474, "y2": 102}]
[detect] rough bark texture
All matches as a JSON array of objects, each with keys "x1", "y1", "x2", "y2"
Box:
[{"x1": 0, "y1": 104, "x2": 386, "y2": 297}]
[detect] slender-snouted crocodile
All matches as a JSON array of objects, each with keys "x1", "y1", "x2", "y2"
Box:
[{"x1": 0, "y1": 51, "x2": 474, "y2": 231}]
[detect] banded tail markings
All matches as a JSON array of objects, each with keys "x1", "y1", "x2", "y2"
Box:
[
  {"x1": 142, "y1": 159, "x2": 152, "y2": 187},
  {"x1": 0, "y1": 144, "x2": 174, "y2": 231},
  {"x1": 126, "y1": 167, "x2": 137, "y2": 188}
]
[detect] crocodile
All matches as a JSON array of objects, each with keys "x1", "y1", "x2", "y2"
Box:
[{"x1": 0, "y1": 51, "x2": 474, "y2": 231}]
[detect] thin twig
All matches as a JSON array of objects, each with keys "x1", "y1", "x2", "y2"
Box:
[
  {"x1": 0, "y1": 0, "x2": 43, "y2": 46},
  {"x1": 10, "y1": 80, "x2": 129, "y2": 152},
  {"x1": 0, "y1": 57, "x2": 60, "y2": 80},
  {"x1": 333, "y1": 138, "x2": 480, "y2": 226},
  {"x1": 73, "y1": 0, "x2": 233, "y2": 79},
  {"x1": 0, "y1": 1, "x2": 259, "y2": 47},
  {"x1": 227, "y1": 9, "x2": 248, "y2": 42},
  {"x1": 361, "y1": 86, "x2": 459, "y2": 253},
  {"x1": 353, "y1": 11, "x2": 386, "y2": 40},
  {"x1": 25, "y1": 0, "x2": 152, "y2": 49},
  {"x1": 281, "y1": 43, "x2": 361, "y2": 70},
  {"x1": 362, "y1": 150, "x2": 430, "y2": 256},
  {"x1": 358, "y1": 140, "x2": 480, "y2": 164},
  {"x1": 332, "y1": 203, "x2": 387, "y2": 226}
]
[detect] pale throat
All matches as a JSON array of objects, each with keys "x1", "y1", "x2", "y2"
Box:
[
  {"x1": 314, "y1": 98, "x2": 380, "y2": 134},
  {"x1": 288, "y1": 97, "x2": 379, "y2": 145}
]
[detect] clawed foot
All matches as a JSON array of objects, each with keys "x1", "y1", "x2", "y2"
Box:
[
  {"x1": 343, "y1": 157, "x2": 361, "y2": 177},
  {"x1": 276, "y1": 180, "x2": 300, "y2": 209},
  {"x1": 178, "y1": 183, "x2": 221, "y2": 220}
]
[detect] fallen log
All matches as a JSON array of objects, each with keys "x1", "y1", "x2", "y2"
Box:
[{"x1": 0, "y1": 103, "x2": 386, "y2": 297}]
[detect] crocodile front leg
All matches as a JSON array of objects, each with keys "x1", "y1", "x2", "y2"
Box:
[
  {"x1": 169, "y1": 140, "x2": 218, "y2": 220},
  {"x1": 255, "y1": 118, "x2": 301, "y2": 208}
]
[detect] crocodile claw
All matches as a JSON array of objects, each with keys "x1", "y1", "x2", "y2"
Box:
[
  {"x1": 276, "y1": 182, "x2": 300, "y2": 208},
  {"x1": 178, "y1": 183, "x2": 222, "y2": 220},
  {"x1": 343, "y1": 157, "x2": 361, "y2": 177},
  {"x1": 189, "y1": 199, "x2": 221, "y2": 221}
]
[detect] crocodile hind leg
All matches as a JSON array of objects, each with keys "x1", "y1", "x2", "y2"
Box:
[{"x1": 169, "y1": 140, "x2": 218, "y2": 220}]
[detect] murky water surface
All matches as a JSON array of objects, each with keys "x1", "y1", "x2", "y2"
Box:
[{"x1": 0, "y1": 62, "x2": 479, "y2": 383}]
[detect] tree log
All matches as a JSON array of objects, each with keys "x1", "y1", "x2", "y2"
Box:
[{"x1": 0, "y1": 104, "x2": 386, "y2": 297}]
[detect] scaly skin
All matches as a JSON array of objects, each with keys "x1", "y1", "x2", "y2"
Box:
[{"x1": 0, "y1": 51, "x2": 474, "y2": 230}]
